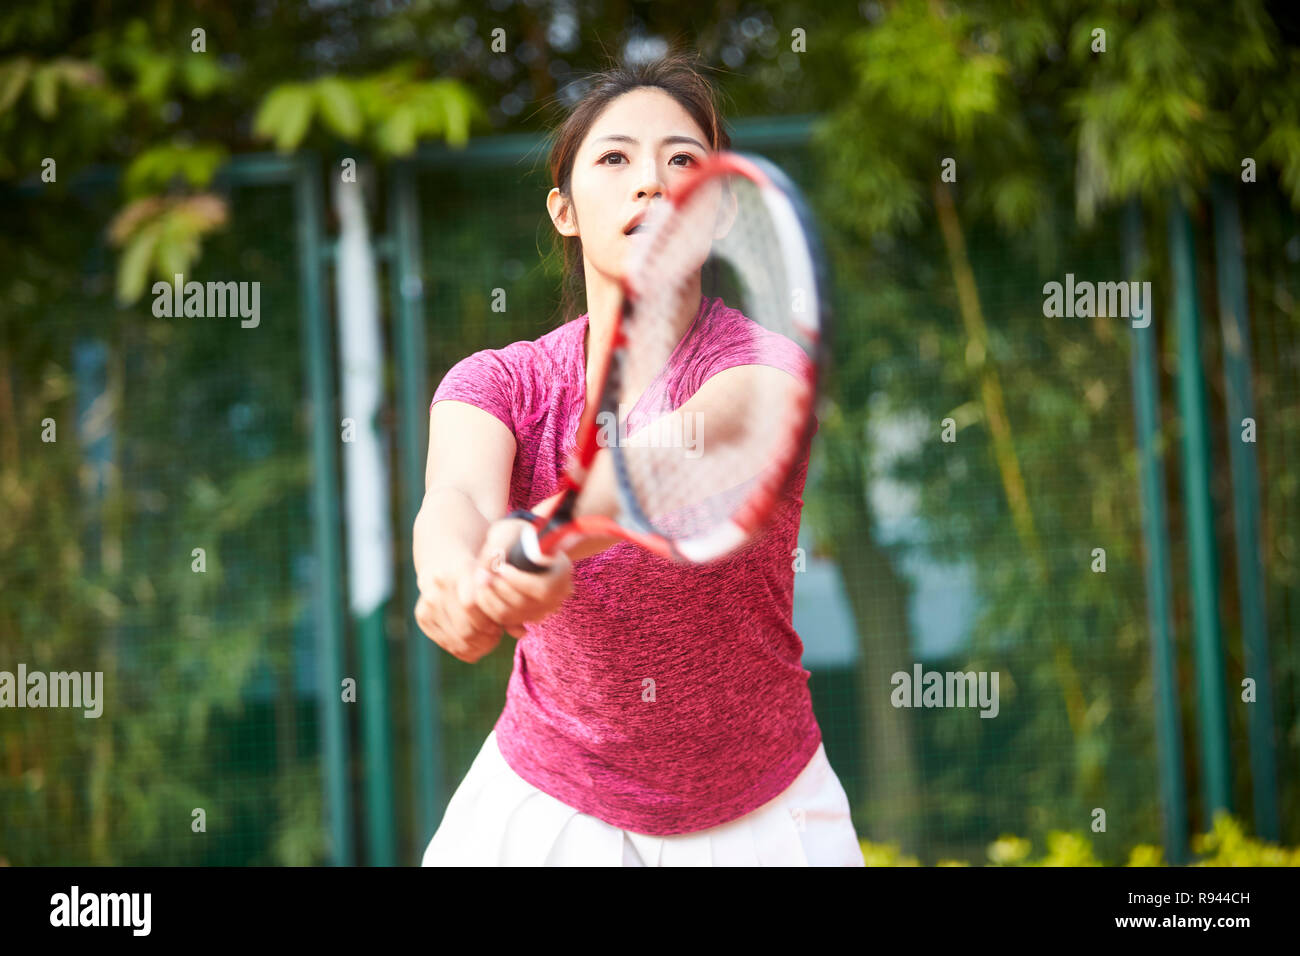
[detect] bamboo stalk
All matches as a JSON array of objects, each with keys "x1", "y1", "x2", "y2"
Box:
[{"x1": 932, "y1": 179, "x2": 1087, "y2": 739}]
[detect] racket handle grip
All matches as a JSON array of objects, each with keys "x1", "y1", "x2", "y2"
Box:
[
  {"x1": 504, "y1": 520, "x2": 552, "y2": 574},
  {"x1": 506, "y1": 537, "x2": 549, "y2": 574}
]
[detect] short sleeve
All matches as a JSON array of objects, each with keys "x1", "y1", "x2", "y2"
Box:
[
  {"x1": 689, "y1": 308, "x2": 814, "y2": 394},
  {"x1": 430, "y1": 348, "x2": 517, "y2": 435}
]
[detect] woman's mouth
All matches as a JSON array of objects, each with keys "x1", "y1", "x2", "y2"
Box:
[{"x1": 623, "y1": 210, "x2": 649, "y2": 235}]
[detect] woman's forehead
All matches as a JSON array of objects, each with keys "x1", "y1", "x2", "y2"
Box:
[{"x1": 581, "y1": 88, "x2": 710, "y2": 150}]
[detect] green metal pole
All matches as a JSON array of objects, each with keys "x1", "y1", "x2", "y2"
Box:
[
  {"x1": 1167, "y1": 191, "x2": 1233, "y2": 827},
  {"x1": 1123, "y1": 200, "x2": 1189, "y2": 863},
  {"x1": 295, "y1": 153, "x2": 353, "y2": 866},
  {"x1": 1209, "y1": 174, "x2": 1279, "y2": 841},
  {"x1": 357, "y1": 603, "x2": 394, "y2": 864},
  {"x1": 389, "y1": 159, "x2": 443, "y2": 861}
]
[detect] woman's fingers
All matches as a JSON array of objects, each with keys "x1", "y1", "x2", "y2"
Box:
[
  {"x1": 452, "y1": 517, "x2": 576, "y2": 637},
  {"x1": 415, "y1": 577, "x2": 501, "y2": 663},
  {"x1": 497, "y1": 553, "x2": 573, "y2": 606},
  {"x1": 454, "y1": 569, "x2": 500, "y2": 636},
  {"x1": 472, "y1": 568, "x2": 525, "y2": 628},
  {"x1": 471, "y1": 554, "x2": 573, "y2": 627},
  {"x1": 413, "y1": 593, "x2": 444, "y2": 640}
]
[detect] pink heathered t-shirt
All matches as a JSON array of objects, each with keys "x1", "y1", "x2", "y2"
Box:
[{"x1": 431, "y1": 295, "x2": 822, "y2": 836}]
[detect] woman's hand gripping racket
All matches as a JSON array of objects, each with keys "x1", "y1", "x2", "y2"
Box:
[{"x1": 507, "y1": 152, "x2": 830, "y2": 573}]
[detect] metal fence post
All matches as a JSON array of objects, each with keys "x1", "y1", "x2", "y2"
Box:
[
  {"x1": 295, "y1": 152, "x2": 354, "y2": 866},
  {"x1": 1167, "y1": 191, "x2": 1233, "y2": 828},
  {"x1": 1124, "y1": 200, "x2": 1189, "y2": 863},
  {"x1": 1210, "y1": 174, "x2": 1279, "y2": 841},
  {"x1": 389, "y1": 158, "x2": 442, "y2": 860}
]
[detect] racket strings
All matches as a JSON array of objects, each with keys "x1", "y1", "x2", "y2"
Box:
[{"x1": 617, "y1": 172, "x2": 814, "y2": 540}]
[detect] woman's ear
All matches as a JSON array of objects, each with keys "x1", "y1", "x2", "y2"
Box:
[{"x1": 547, "y1": 187, "x2": 579, "y2": 238}]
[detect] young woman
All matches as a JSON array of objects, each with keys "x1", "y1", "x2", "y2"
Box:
[{"x1": 414, "y1": 54, "x2": 864, "y2": 866}]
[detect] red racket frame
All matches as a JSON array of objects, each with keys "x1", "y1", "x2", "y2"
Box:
[{"x1": 510, "y1": 151, "x2": 824, "y2": 569}]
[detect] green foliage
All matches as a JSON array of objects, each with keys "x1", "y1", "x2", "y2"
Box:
[
  {"x1": 107, "y1": 194, "x2": 227, "y2": 303},
  {"x1": 861, "y1": 815, "x2": 1300, "y2": 865},
  {"x1": 252, "y1": 70, "x2": 484, "y2": 155},
  {"x1": 1192, "y1": 812, "x2": 1300, "y2": 867},
  {"x1": 852, "y1": 0, "x2": 1010, "y2": 141},
  {"x1": 1067, "y1": 3, "x2": 1276, "y2": 223},
  {"x1": 860, "y1": 841, "x2": 921, "y2": 866},
  {"x1": 108, "y1": 19, "x2": 229, "y2": 104},
  {"x1": 358, "y1": 70, "x2": 481, "y2": 153},
  {"x1": 0, "y1": 8, "x2": 482, "y2": 304},
  {"x1": 252, "y1": 82, "x2": 315, "y2": 153},
  {"x1": 811, "y1": 0, "x2": 1300, "y2": 866},
  {"x1": 123, "y1": 142, "x2": 228, "y2": 197},
  {"x1": 986, "y1": 834, "x2": 1034, "y2": 865},
  {"x1": 820, "y1": 0, "x2": 1055, "y2": 242},
  {"x1": 1, "y1": 178, "x2": 319, "y2": 864},
  {"x1": 314, "y1": 77, "x2": 363, "y2": 140},
  {"x1": 1126, "y1": 843, "x2": 1166, "y2": 867},
  {"x1": 0, "y1": 55, "x2": 103, "y2": 119},
  {"x1": 1252, "y1": 47, "x2": 1300, "y2": 206},
  {"x1": 0, "y1": 53, "x2": 110, "y2": 178},
  {"x1": 1035, "y1": 830, "x2": 1104, "y2": 866},
  {"x1": 823, "y1": 0, "x2": 1300, "y2": 240}
]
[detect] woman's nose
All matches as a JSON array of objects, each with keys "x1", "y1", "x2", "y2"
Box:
[{"x1": 634, "y1": 168, "x2": 664, "y2": 200}]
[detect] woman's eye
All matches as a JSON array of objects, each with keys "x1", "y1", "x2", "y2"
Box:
[
  {"x1": 599, "y1": 152, "x2": 627, "y2": 165},
  {"x1": 670, "y1": 153, "x2": 696, "y2": 167}
]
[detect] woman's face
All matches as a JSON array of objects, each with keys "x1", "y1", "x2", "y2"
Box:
[{"x1": 549, "y1": 87, "x2": 712, "y2": 284}]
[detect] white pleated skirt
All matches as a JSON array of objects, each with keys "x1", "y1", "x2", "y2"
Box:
[{"x1": 421, "y1": 730, "x2": 865, "y2": 866}]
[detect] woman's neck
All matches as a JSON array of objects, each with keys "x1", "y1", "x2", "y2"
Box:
[
  {"x1": 582, "y1": 276, "x2": 621, "y2": 405},
  {"x1": 583, "y1": 275, "x2": 703, "y2": 355},
  {"x1": 582, "y1": 274, "x2": 623, "y2": 367},
  {"x1": 582, "y1": 270, "x2": 704, "y2": 405}
]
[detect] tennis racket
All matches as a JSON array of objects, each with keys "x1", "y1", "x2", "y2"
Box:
[{"x1": 507, "y1": 151, "x2": 830, "y2": 571}]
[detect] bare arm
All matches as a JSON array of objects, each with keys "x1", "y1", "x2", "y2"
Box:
[
  {"x1": 578, "y1": 364, "x2": 800, "y2": 530},
  {"x1": 413, "y1": 400, "x2": 515, "y2": 586},
  {"x1": 412, "y1": 401, "x2": 518, "y2": 660},
  {"x1": 518, "y1": 364, "x2": 796, "y2": 558}
]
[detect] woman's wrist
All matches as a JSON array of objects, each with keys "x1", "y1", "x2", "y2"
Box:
[
  {"x1": 413, "y1": 488, "x2": 493, "y2": 591},
  {"x1": 416, "y1": 539, "x2": 481, "y2": 592}
]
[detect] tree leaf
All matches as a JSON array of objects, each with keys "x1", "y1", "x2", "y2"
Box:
[
  {"x1": 0, "y1": 57, "x2": 33, "y2": 114},
  {"x1": 123, "y1": 144, "x2": 226, "y2": 198},
  {"x1": 156, "y1": 211, "x2": 199, "y2": 280},
  {"x1": 30, "y1": 62, "x2": 58, "y2": 119},
  {"x1": 315, "y1": 77, "x2": 363, "y2": 139},
  {"x1": 178, "y1": 145, "x2": 226, "y2": 188},
  {"x1": 253, "y1": 84, "x2": 314, "y2": 152},
  {"x1": 134, "y1": 55, "x2": 173, "y2": 104},
  {"x1": 180, "y1": 53, "x2": 226, "y2": 98},
  {"x1": 376, "y1": 105, "x2": 417, "y2": 155},
  {"x1": 117, "y1": 222, "x2": 162, "y2": 304},
  {"x1": 437, "y1": 82, "x2": 472, "y2": 147}
]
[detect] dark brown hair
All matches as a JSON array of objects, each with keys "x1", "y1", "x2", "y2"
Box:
[{"x1": 547, "y1": 53, "x2": 731, "y2": 321}]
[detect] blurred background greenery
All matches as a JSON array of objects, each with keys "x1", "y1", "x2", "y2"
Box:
[{"x1": 1, "y1": 0, "x2": 1297, "y2": 865}]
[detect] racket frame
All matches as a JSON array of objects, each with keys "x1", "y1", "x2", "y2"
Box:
[{"x1": 509, "y1": 151, "x2": 830, "y2": 570}]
